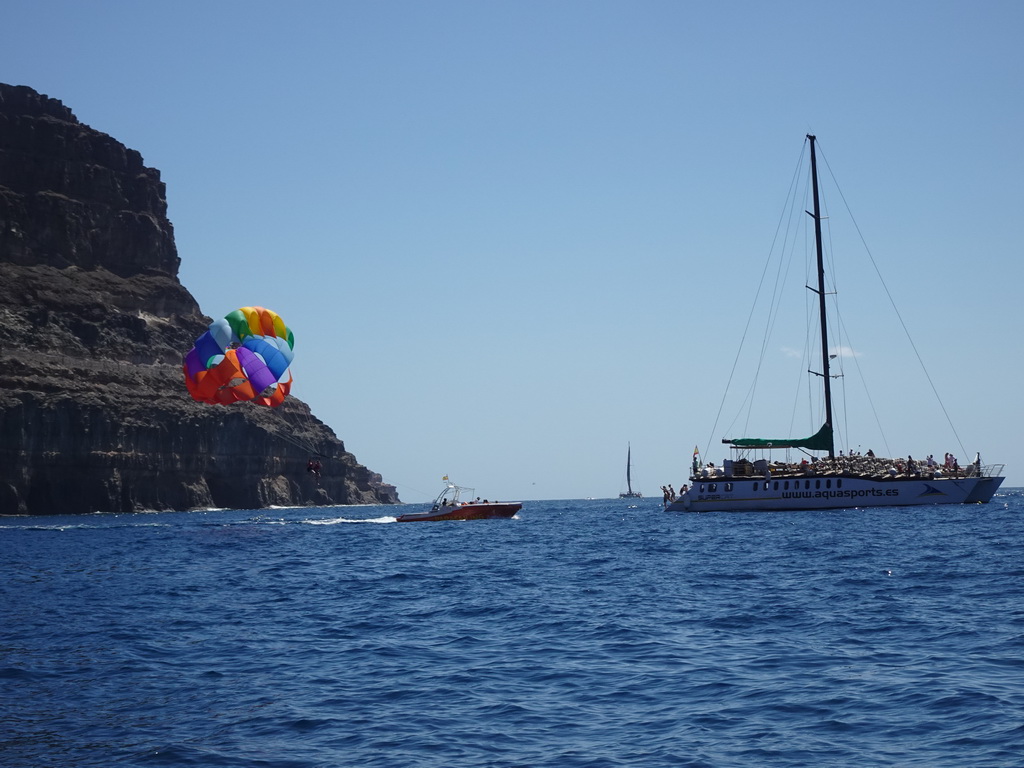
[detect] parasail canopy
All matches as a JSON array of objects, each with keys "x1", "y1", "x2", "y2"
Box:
[{"x1": 183, "y1": 306, "x2": 295, "y2": 407}]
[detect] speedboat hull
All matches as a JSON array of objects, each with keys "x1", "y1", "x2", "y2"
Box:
[{"x1": 395, "y1": 501, "x2": 521, "y2": 522}]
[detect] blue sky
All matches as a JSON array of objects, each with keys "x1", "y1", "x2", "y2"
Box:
[{"x1": 4, "y1": 0, "x2": 1021, "y2": 500}]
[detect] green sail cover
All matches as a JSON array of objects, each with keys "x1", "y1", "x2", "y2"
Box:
[{"x1": 724, "y1": 423, "x2": 833, "y2": 451}]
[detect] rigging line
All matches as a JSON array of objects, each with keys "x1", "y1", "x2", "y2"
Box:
[
  {"x1": 817, "y1": 144, "x2": 968, "y2": 458},
  {"x1": 705, "y1": 141, "x2": 807, "y2": 456},
  {"x1": 785, "y1": 319, "x2": 809, "y2": 437},
  {"x1": 821, "y1": 176, "x2": 891, "y2": 455},
  {"x1": 787, "y1": 204, "x2": 814, "y2": 440},
  {"x1": 264, "y1": 418, "x2": 324, "y2": 457},
  {"x1": 818, "y1": 170, "x2": 849, "y2": 451},
  {"x1": 820, "y1": 167, "x2": 884, "y2": 458},
  {"x1": 251, "y1": 402, "x2": 330, "y2": 458},
  {"x1": 796, "y1": 184, "x2": 819, "y2": 438},
  {"x1": 815, "y1": 147, "x2": 892, "y2": 455},
  {"x1": 746, "y1": 156, "x2": 803, "y2": 435},
  {"x1": 754, "y1": 147, "x2": 808, "y2": 430},
  {"x1": 832, "y1": 307, "x2": 893, "y2": 457},
  {"x1": 785, "y1": 149, "x2": 832, "y2": 444},
  {"x1": 389, "y1": 482, "x2": 434, "y2": 499},
  {"x1": 798, "y1": 161, "x2": 825, "y2": 436}
]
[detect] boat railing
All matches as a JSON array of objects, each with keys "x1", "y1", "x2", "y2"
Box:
[{"x1": 956, "y1": 463, "x2": 1003, "y2": 478}]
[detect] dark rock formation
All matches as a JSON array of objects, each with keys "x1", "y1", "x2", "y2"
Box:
[{"x1": 0, "y1": 84, "x2": 398, "y2": 514}]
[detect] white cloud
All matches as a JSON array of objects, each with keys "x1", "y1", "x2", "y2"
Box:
[{"x1": 830, "y1": 345, "x2": 860, "y2": 358}]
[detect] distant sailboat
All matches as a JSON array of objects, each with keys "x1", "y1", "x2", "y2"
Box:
[{"x1": 619, "y1": 444, "x2": 643, "y2": 498}]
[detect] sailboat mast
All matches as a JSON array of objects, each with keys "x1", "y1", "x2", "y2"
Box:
[
  {"x1": 626, "y1": 444, "x2": 633, "y2": 493},
  {"x1": 807, "y1": 134, "x2": 835, "y2": 458}
]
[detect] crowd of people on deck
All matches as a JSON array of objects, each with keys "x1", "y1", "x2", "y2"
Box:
[{"x1": 688, "y1": 450, "x2": 982, "y2": 482}]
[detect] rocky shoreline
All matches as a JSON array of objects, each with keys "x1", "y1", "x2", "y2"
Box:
[{"x1": 0, "y1": 84, "x2": 398, "y2": 514}]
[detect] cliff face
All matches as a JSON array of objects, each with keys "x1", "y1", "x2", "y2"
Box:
[{"x1": 0, "y1": 84, "x2": 398, "y2": 514}]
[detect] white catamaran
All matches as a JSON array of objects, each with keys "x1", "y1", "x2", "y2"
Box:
[{"x1": 669, "y1": 135, "x2": 1004, "y2": 513}]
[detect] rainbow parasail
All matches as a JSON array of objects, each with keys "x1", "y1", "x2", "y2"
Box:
[{"x1": 183, "y1": 306, "x2": 295, "y2": 407}]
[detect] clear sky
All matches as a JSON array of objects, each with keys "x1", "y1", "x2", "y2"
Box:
[{"x1": 3, "y1": 0, "x2": 1021, "y2": 501}]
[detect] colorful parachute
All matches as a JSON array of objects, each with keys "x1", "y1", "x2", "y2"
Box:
[{"x1": 183, "y1": 306, "x2": 295, "y2": 407}]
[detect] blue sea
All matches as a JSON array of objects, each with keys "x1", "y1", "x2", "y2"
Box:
[{"x1": 2, "y1": 492, "x2": 1023, "y2": 767}]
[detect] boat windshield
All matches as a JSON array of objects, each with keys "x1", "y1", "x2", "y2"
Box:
[{"x1": 432, "y1": 482, "x2": 475, "y2": 509}]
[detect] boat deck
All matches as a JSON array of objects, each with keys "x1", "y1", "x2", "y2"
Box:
[{"x1": 696, "y1": 456, "x2": 1000, "y2": 483}]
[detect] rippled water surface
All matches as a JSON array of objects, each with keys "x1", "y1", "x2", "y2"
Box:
[{"x1": 3, "y1": 492, "x2": 1023, "y2": 767}]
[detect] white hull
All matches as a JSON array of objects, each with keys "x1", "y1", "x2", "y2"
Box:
[{"x1": 667, "y1": 473, "x2": 1004, "y2": 512}]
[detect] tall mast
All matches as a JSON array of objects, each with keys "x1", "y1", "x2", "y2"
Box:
[
  {"x1": 807, "y1": 134, "x2": 835, "y2": 458},
  {"x1": 626, "y1": 444, "x2": 632, "y2": 493}
]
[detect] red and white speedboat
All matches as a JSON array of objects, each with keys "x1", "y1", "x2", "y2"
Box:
[{"x1": 395, "y1": 480, "x2": 521, "y2": 522}]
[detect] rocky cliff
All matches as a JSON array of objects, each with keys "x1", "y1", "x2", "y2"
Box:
[{"x1": 0, "y1": 84, "x2": 398, "y2": 514}]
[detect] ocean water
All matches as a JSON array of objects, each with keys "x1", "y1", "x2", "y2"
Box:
[{"x1": 2, "y1": 492, "x2": 1023, "y2": 768}]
